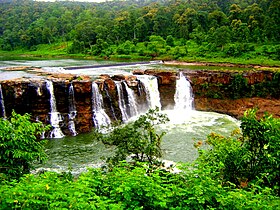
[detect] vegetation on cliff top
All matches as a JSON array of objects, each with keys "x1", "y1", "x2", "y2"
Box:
[{"x1": 0, "y1": 0, "x2": 280, "y2": 66}]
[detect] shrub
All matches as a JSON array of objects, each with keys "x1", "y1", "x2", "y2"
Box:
[
  {"x1": 196, "y1": 109, "x2": 280, "y2": 195},
  {"x1": 0, "y1": 111, "x2": 50, "y2": 180}
]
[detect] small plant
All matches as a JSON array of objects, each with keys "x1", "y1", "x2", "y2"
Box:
[{"x1": 227, "y1": 74, "x2": 249, "y2": 99}]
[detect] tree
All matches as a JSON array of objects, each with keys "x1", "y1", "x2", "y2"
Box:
[
  {"x1": 208, "y1": 26, "x2": 231, "y2": 50},
  {"x1": 95, "y1": 108, "x2": 169, "y2": 168},
  {"x1": 0, "y1": 111, "x2": 50, "y2": 180},
  {"x1": 208, "y1": 10, "x2": 229, "y2": 28},
  {"x1": 166, "y1": 35, "x2": 175, "y2": 47},
  {"x1": 174, "y1": 8, "x2": 198, "y2": 39},
  {"x1": 73, "y1": 21, "x2": 97, "y2": 51}
]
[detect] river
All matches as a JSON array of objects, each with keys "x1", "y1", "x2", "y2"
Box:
[{"x1": 0, "y1": 58, "x2": 240, "y2": 175}]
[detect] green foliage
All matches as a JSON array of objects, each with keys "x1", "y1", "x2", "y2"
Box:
[
  {"x1": 225, "y1": 43, "x2": 255, "y2": 57},
  {"x1": 95, "y1": 108, "x2": 169, "y2": 168},
  {"x1": 166, "y1": 35, "x2": 175, "y2": 47},
  {"x1": 196, "y1": 109, "x2": 280, "y2": 195},
  {"x1": 241, "y1": 109, "x2": 280, "y2": 192},
  {"x1": 0, "y1": 109, "x2": 279, "y2": 209},
  {"x1": 0, "y1": 111, "x2": 50, "y2": 180},
  {"x1": 0, "y1": 162, "x2": 279, "y2": 209},
  {"x1": 227, "y1": 74, "x2": 249, "y2": 99},
  {"x1": 0, "y1": 0, "x2": 279, "y2": 65}
]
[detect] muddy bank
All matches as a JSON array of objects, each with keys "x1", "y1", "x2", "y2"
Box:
[{"x1": 163, "y1": 61, "x2": 280, "y2": 70}]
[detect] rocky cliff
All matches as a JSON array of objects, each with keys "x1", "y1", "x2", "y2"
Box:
[
  {"x1": 137, "y1": 69, "x2": 280, "y2": 118},
  {"x1": 1, "y1": 67, "x2": 279, "y2": 138},
  {"x1": 0, "y1": 72, "x2": 148, "y2": 137}
]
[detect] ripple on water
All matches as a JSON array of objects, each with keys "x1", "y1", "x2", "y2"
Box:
[
  {"x1": 160, "y1": 110, "x2": 240, "y2": 163},
  {"x1": 34, "y1": 110, "x2": 240, "y2": 174}
]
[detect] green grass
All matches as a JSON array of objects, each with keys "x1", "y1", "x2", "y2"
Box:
[
  {"x1": 1, "y1": 41, "x2": 280, "y2": 67},
  {"x1": 178, "y1": 56, "x2": 280, "y2": 67}
]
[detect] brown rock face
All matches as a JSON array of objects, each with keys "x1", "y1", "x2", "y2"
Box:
[
  {"x1": 195, "y1": 98, "x2": 280, "y2": 119},
  {"x1": 0, "y1": 78, "x2": 95, "y2": 136},
  {"x1": 73, "y1": 81, "x2": 93, "y2": 133},
  {"x1": 1, "y1": 68, "x2": 279, "y2": 138},
  {"x1": 1, "y1": 79, "x2": 50, "y2": 124},
  {"x1": 111, "y1": 74, "x2": 138, "y2": 86},
  {"x1": 185, "y1": 70, "x2": 280, "y2": 118},
  {"x1": 133, "y1": 69, "x2": 280, "y2": 118},
  {"x1": 0, "y1": 73, "x2": 151, "y2": 136},
  {"x1": 101, "y1": 78, "x2": 121, "y2": 121}
]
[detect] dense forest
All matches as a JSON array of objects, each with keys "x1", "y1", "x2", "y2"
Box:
[{"x1": 0, "y1": 0, "x2": 280, "y2": 62}]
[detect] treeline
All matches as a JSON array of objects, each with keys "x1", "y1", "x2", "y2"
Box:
[{"x1": 0, "y1": 0, "x2": 279, "y2": 60}]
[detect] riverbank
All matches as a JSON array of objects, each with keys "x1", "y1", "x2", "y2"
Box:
[
  {"x1": 164, "y1": 61, "x2": 280, "y2": 71},
  {"x1": 1, "y1": 44, "x2": 280, "y2": 68}
]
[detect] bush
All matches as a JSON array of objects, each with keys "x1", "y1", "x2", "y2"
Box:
[
  {"x1": 0, "y1": 111, "x2": 49, "y2": 180},
  {"x1": 227, "y1": 74, "x2": 250, "y2": 99},
  {"x1": 0, "y1": 162, "x2": 279, "y2": 209},
  {"x1": 196, "y1": 109, "x2": 280, "y2": 195},
  {"x1": 0, "y1": 109, "x2": 279, "y2": 209}
]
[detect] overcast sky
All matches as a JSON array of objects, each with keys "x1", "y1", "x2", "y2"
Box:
[{"x1": 35, "y1": 0, "x2": 108, "y2": 2}]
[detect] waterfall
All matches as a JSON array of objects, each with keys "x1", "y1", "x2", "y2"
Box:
[
  {"x1": 122, "y1": 81, "x2": 138, "y2": 118},
  {"x1": 115, "y1": 81, "x2": 129, "y2": 122},
  {"x1": 68, "y1": 84, "x2": 77, "y2": 136},
  {"x1": 0, "y1": 84, "x2": 6, "y2": 118},
  {"x1": 91, "y1": 82, "x2": 111, "y2": 129},
  {"x1": 46, "y1": 80, "x2": 65, "y2": 138},
  {"x1": 174, "y1": 72, "x2": 194, "y2": 111},
  {"x1": 137, "y1": 75, "x2": 161, "y2": 110}
]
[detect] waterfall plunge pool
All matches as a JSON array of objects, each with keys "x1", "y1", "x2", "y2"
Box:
[
  {"x1": 34, "y1": 110, "x2": 240, "y2": 175},
  {"x1": 0, "y1": 58, "x2": 240, "y2": 174}
]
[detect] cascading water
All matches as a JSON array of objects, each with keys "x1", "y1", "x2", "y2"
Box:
[
  {"x1": 34, "y1": 68, "x2": 240, "y2": 175},
  {"x1": 46, "y1": 80, "x2": 65, "y2": 138},
  {"x1": 115, "y1": 81, "x2": 129, "y2": 122},
  {"x1": 91, "y1": 82, "x2": 111, "y2": 129},
  {"x1": 68, "y1": 84, "x2": 77, "y2": 136},
  {"x1": 122, "y1": 82, "x2": 138, "y2": 117},
  {"x1": 174, "y1": 72, "x2": 194, "y2": 111},
  {"x1": 0, "y1": 84, "x2": 6, "y2": 118},
  {"x1": 137, "y1": 75, "x2": 161, "y2": 110}
]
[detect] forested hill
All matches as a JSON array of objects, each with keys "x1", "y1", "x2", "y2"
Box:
[{"x1": 0, "y1": 0, "x2": 279, "y2": 62}]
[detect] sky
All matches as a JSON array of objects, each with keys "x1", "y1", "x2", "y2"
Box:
[{"x1": 35, "y1": 0, "x2": 108, "y2": 2}]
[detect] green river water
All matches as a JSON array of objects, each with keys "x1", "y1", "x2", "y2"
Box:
[{"x1": 0, "y1": 59, "x2": 240, "y2": 174}]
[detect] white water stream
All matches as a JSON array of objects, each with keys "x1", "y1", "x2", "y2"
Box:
[
  {"x1": 0, "y1": 84, "x2": 6, "y2": 118},
  {"x1": 35, "y1": 72, "x2": 240, "y2": 174},
  {"x1": 46, "y1": 80, "x2": 65, "y2": 138},
  {"x1": 68, "y1": 84, "x2": 77, "y2": 136},
  {"x1": 137, "y1": 75, "x2": 161, "y2": 110},
  {"x1": 91, "y1": 82, "x2": 111, "y2": 129},
  {"x1": 174, "y1": 72, "x2": 194, "y2": 111},
  {"x1": 116, "y1": 82, "x2": 130, "y2": 122},
  {"x1": 122, "y1": 82, "x2": 138, "y2": 118}
]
